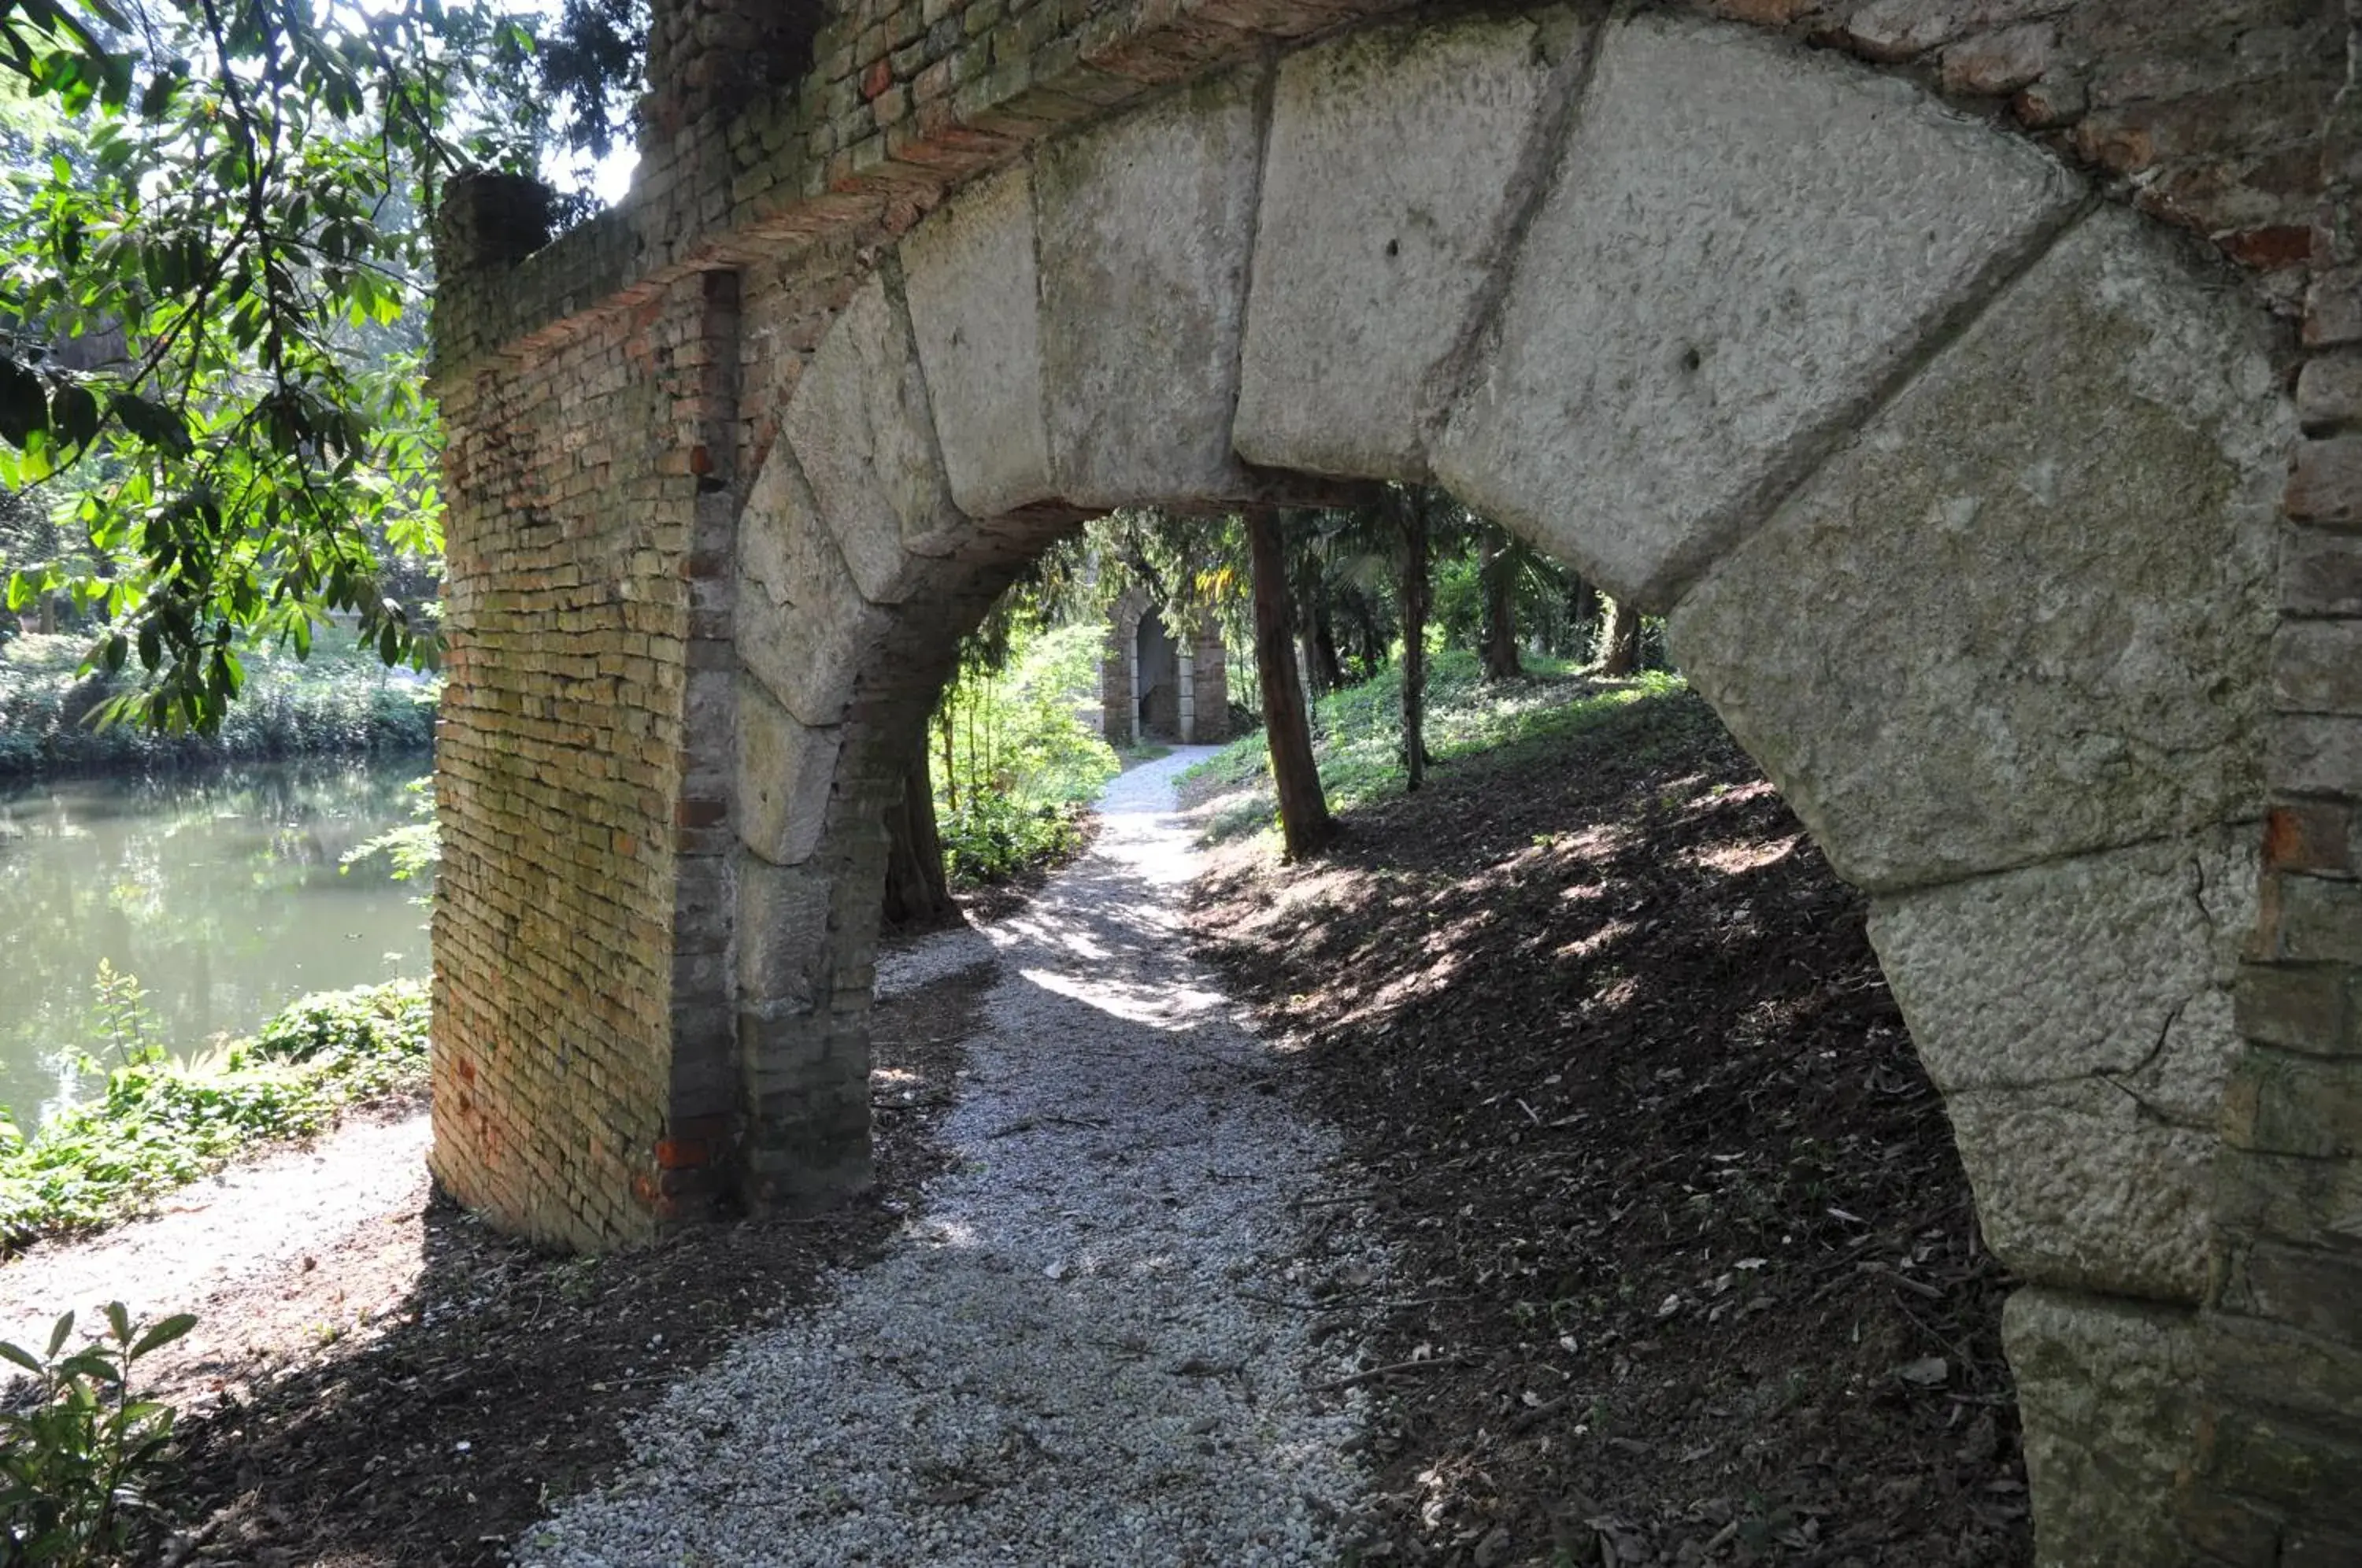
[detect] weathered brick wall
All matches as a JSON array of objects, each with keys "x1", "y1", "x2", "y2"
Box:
[
  {"x1": 2196, "y1": 205, "x2": 2362, "y2": 1563},
  {"x1": 431, "y1": 183, "x2": 745, "y2": 1248},
  {"x1": 1188, "y1": 621, "x2": 1229, "y2": 744}
]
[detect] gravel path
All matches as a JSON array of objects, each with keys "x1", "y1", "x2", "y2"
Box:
[
  {"x1": 0, "y1": 1110, "x2": 430, "y2": 1357},
  {"x1": 522, "y1": 750, "x2": 1383, "y2": 1567}
]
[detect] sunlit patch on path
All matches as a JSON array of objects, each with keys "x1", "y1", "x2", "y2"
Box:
[{"x1": 520, "y1": 750, "x2": 1386, "y2": 1567}]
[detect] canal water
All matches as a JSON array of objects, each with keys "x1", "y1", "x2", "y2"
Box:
[{"x1": 0, "y1": 757, "x2": 433, "y2": 1132}]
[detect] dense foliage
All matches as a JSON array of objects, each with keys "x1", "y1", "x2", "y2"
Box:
[
  {"x1": 0, "y1": 631, "x2": 435, "y2": 774},
  {"x1": 931, "y1": 620, "x2": 1116, "y2": 887},
  {"x1": 0, "y1": 0, "x2": 654, "y2": 734},
  {"x1": 0, "y1": 979, "x2": 428, "y2": 1245}
]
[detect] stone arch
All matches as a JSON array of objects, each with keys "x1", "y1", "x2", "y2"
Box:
[{"x1": 715, "y1": 11, "x2": 2293, "y2": 1558}]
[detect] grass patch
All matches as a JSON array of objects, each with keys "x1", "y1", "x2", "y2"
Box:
[
  {"x1": 1179, "y1": 649, "x2": 1686, "y2": 843},
  {"x1": 0, "y1": 982, "x2": 429, "y2": 1248},
  {"x1": 0, "y1": 634, "x2": 438, "y2": 778}
]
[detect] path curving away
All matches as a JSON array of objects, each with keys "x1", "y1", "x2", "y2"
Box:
[{"x1": 521, "y1": 749, "x2": 1386, "y2": 1566}]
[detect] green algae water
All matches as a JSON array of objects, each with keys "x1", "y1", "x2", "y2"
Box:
[{"x1": 0, "y1": 758, "x2": 432, "y2": 1132}]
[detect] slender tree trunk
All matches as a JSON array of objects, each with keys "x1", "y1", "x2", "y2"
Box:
[
  {"x1": 1398, "y1": 490, "x2": 1433, "y2": 792},
  {"x1": 1353, "y1": 605, "x2": 1385, "y2": 682},
  {"x1": 937, "y1": 704, "x2": 958, "y2": 812},
  {"x1": 1247, "y1": 508, "x2": 1335, "y2": 860},
  {"x1": 1297, "y1": 626, "x2": 1330, "y2": 700},
  {"x1": 1479, "y1": 526, "x2": 1523, "y2": 681},
  {"x1": 882, "y1": 744, "x2": 955, "y2": 929},
  {"x1": 1597, "y1": 594, "x2": 1640, "y2": 677},
  {"x1": 1571, "y1": 577, "x2": 1601, "y2": 647},
  {"x1": 1312, "y1": 602, "x2": 1346, "y2": 693}
]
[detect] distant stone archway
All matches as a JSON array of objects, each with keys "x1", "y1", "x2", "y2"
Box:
[
  {"x1": 1101, "y1": 588, "x2": 1229, "y2": 746},
  {"x1": 428, "y1": 2, "x2": 2354, "y2": 1560}
]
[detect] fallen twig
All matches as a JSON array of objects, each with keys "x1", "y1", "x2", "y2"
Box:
[{"x1": 1308, "y1": 1355, "x2": 1473, "y2": 1393}]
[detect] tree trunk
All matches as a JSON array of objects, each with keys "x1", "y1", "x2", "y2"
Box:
[
  {"x1": 1247, "y1": 508, "x2": 1335, "y2": 860},
  {"x1": 1297, "y1": 626, "x2": 1330, "y2": 700},
  {"x1": 1571, "y1": 577, "x2": 1601, "y2": 644},
  {"x1": 882, "y1": 743, "x2": 955, "y2": 929},
  {"x1": 1479, "y1": 525, "x2": 1523, "y2": 682},
  {"x1": 1597, "y1": 594, "x2": 1640, "y2": 677},
  {"x1": 1312, "y1": 601, "x2": 1346, "y2": 693},
  {"x1": 937, "y1": 704, "x2": 958, "y2": 811},
  {"x1": 1398, "y1": 490, "x2": 1433, "y2": 792}
]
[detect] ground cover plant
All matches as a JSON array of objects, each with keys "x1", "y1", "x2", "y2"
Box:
[
  {"x1": 0, "y1": 635, "x2": 436, "y2": 778},
  {"x1": 0, "y1": 982, "x2": 428, "y2": 1247},
  {"x1": 1190, "y1": 686, "x2": 2030, "y2": 1566},
  {"x1": 1180, "y1": 647, "x2": 1679, "y2": 841}
]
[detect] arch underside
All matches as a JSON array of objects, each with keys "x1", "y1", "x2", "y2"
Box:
[{"x1": 716, "y1": 9, "x2": 2289, "y2": 1562}]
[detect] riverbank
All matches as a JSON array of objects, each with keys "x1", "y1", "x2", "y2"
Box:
[
  {"x1": 0, "y1": 633, "x2": 436, "y2": 778},
  {"x1": 0, "y1": 982, "x2": 430, "y2": 1248}
]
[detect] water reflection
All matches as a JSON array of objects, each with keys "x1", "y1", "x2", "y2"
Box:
[{"x1": 0, "y1": 757, "x2": 433, "y2": 1130}]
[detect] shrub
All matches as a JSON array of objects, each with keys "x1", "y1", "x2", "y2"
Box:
[
  {"x1": 0, "y1": 1304, "x2": 194, "y2": 1566},
  {"x1": 0, "y1": 636, "x2": 437, "y2": 778},
  {"x1": 939, "y1": 797, "x2": 1087, "y2": 886}
]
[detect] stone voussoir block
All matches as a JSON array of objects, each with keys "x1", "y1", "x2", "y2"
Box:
[
  {"x1": 1231, "y1": 8, "x2": 1579, "y2": 483},
  {"x1": 899, "y1": 163, "x2": 1055, "y2": 518},
  {"x1": 1868, "y1": 830, "x2": 2256, "y2": 1302},
  {"x1": 781, "y1": 268, "x2": 973, "y2": 601},
  {"x1": 2004, "y1": 1286, "x2": 2208, "y2": 1568},
  {"x1": 1435, "y1": 8, "x2": 2079, "y2": 609},
  {"x1": 1033, "y1": 65, "x2": 1266, "y2": 507},
  {"x1": 737, "y1": 676, "x2": 845, "y2": 870},
  {"x1": 1672, "y1": 205, "x2": 2288, "y2": 892},
  {"x1": 737, "y1": 442, "x2": 897, "y2": 730}
]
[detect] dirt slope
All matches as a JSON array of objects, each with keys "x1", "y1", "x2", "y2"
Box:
[{"x1": 1189, "y1": 688, "x2": 2031, "y2": 1568}]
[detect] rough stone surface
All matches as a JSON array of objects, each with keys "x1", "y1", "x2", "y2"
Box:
[
  {"x1": 1433, "y1": 10, "x2": 2079, "y2": 608},
  {"x1": 1871, "y1": 830, "x2": 2256, "y2": 1109},
  {"x1": 780, "y1": 274, "x2": 968, "y2": 604},
  {"x1": 1672, "y1": 207, "x2": 2288, "y2": 892},
  {"x1": 2282, "y1": 529, "x2": 2362, "y2": 619},
  {"x1": 735, "y1": 855, "x2": 835, "y2": 1006},
  {"x1": 2005, "y1": 1287, "x2": 2208, "y2": 1568},
  {"x1": 1953, "y1": 1089, "x2": 2219, "y2": 1303},
  {"x1": 899, "y1": 165, "x2": 1055, "y2": 520},
  {"x1": 1232, "y1": 10, "x2": 1572, "y2": 480},
  {"x1": 737, "y1": 444, "x2": 891, "y2": 730},
  {"x1": 1035, "y1": 70, "x2": 1265, "y2": 508},
  {"x1": 1871, "y1": 830, "x2": 2256, "y2": 1302},
  {"x1": 737, "y1": 676, "x2": 843, "y2": 868}
]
